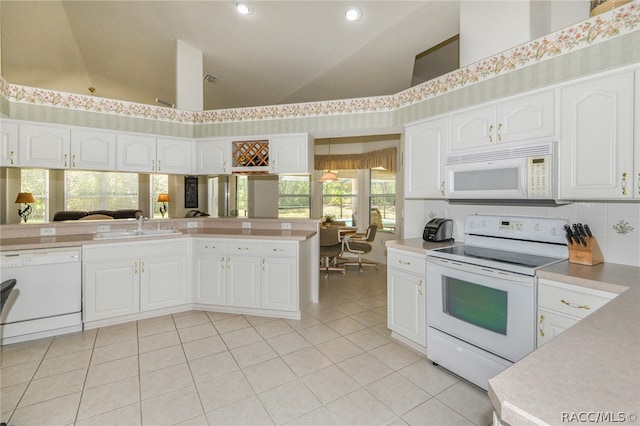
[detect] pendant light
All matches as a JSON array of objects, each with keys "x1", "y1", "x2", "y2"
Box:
[{"x1": 319, "y1": 140, "x2": 338, "y2": 183}]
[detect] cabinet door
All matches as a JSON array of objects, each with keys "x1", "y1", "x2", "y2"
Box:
[
  {"x1": 559, "y1": 71, "x2": 635, "y2": 199},
  {"x1": 226, "y1": 255, "x2": 261, "y2": 308},
  {"x1": 387, "y1": 268, "x2": 425, "y2": 346},
  {"x1": 0, "y1": 120, "x2": 19, "y2": 167},
  {"x1": 269, "y1": 134, "x2": 310, "y2": 173},
  {"x1": 536, "y1": 308, "x2": 577, "y2": 348},
  {"x1": 117, "y1": 134, "x2": 157, "y2": 172},
  {"x1": 19, "y1": 123, "x2": 71, "y2": 168},
  {"x1": 84, "y1": 260, "x2": 139, "y2": 322},
  {"x1": 70, "y1": 129, "x2": 116, "y2": 170},
  {"x1": 157, "y1": 138, "x2": 194, "y2": 174},
  {"x1": 193, "y1": 240, "x2": 227, "y2": 305},
  {"x1": 195, "y1": 138, "x2": 231, "y2": 174},
  {"x1": 449, "y1": 105, "x2": 495, "y2": 151},
  {"x1": 404, "y1": 117, "x2": 447, "y2": 198},
  {"x1": 261, "y1": 257, "x2": 297, "y2": 311},
  {"x1": 140, "y1": 254, "x2": 188, "y2": 311},
  {"x1": 496, "y1": 91, "x2": 555, "y2": 143}
]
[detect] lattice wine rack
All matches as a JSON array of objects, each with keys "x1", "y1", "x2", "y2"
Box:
[{"x1": 232, "y1": 140, "x2": 269, "y2": 168}]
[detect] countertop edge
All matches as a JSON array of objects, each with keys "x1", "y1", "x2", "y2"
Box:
[{"x1": 0, "y1": 229, "x2": 317, "y2": 251}]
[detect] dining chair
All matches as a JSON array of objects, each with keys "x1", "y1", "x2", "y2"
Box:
[
  {"x1": 319, "y1": 227, "x2": 346, "y2": 278},
  {"x1": 341, "y1": 224, "x2": 378, "y2": 272}
]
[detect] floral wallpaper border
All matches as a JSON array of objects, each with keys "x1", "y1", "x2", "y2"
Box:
[{"x1": 1, "y1": 2, "x2": 639, "y2": 125}]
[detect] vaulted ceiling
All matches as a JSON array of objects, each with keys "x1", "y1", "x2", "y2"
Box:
[{"x1": 0, "y1": 1, "x2": 460, "y2": 111}]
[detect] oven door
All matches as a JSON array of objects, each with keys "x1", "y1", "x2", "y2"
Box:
[{"x1": 426, "y1": 257, "x2": 535, "y2": 362}]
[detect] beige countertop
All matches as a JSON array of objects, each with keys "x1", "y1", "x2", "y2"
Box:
[
  {"x1": 0, "y1": 227, "x2": 316, "y2": 251},
  {"x1": 385, "y1": 237, "x2": 459, "y2": 254},
  {"x1": 489, "y1": 261, "x2": 640, "y2": 426}
]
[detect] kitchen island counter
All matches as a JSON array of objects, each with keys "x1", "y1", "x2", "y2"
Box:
[{"x1": 489, "y1": 261, "x2": 640, "y2": 426}]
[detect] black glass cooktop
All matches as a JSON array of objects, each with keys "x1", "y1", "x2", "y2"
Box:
[{"x1": 431, "y1": 245, "x2": 563, "y2": 269}]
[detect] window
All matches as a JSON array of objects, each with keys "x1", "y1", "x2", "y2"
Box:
[
  {"x1": 370, "y1": 169, "x2": 396, "y2": 232},
  {"x1": 278, "y1": 175, "x2": 310, "y2": 218},
  {"x1": 150, "y1": 174, "x2": 169, "y2": 218},
  {"x1": 322, "y1": 171, "x2": 357, "y2": 225},
  {"x1": 235, "y1": 175, "x2": 248, "y2": 217},
  {"x1": 65, "y1": 171, "x2": 138, "y2": 211},
  {"x1": 20, "y1": 169, "x2": 49, "y2": 223}
]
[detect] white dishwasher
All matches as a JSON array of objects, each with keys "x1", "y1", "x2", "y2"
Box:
[{"x1": 1, "y1": 247, "x2": 82, "y2": 345}]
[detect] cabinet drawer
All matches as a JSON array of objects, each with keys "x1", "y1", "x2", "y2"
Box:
[
  {"x1": 226, "y1": 240, "x2": 261, "y2": 255},
  {"x1": 192, "y1": 239, "x2": 227, "y2": 255},
  {"x1": 388, "y1": 249, "x2": 425, "y2": 275},
  {"x1": 262, "y1": 242, "x2": 297, "y2": 258},
  {"x1": 538, "y1": 279, "x2": 615, "y2": 320}
]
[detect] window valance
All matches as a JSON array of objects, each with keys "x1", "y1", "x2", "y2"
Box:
[{"x1": 314, "y1": 148, "x2": 397, "y2": 173}]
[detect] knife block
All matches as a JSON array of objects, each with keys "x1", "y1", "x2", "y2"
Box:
[{"x1": 568, "y1": 236, "x2": 604, "y2": 266}]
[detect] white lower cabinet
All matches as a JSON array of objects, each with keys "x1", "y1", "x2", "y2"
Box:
[
  {"x1": 192, "y1": 238, "x2": 299, "y2": 313},
  {"x1": 536, "y1": 278, "x2": 615, "y2": 348},
  {"x1": 193, "y1": 240, "x2": 227, "y2": 305},
  {"x1": 83, "y1": 239, "x2": 188, "y2": 324},
  {"x1": 387, "y1": 248, "x2": 426, "y2": 349}
]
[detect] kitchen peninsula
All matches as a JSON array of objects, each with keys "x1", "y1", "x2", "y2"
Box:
[{"x1": 0, "y1": 217, "x2": 319, "y2": 343}]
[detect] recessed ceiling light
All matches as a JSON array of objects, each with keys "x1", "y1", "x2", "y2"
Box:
[
  {"x1": 345, "y1": 6, "x2": 362, "y2": 22},
  {"x1": 235, "y1": 2, "x2": 252, "y2": 15}
]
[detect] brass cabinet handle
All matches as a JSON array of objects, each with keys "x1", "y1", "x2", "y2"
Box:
[
  {"x1": 497, "y1": 123, "x2": 503, "y2": 142},
  {"x1": 158, "y1": 160, "x2": 162, "y2": 171},
  {"x1": 134, "y1": 261, "x2": 138, "y2": 274},
  {"x1": 539, "y1": 314, "x2": 545, "y2": 337},
  {"x1": 561, "y1": 299, "x2": 590, "y2": 310},
  {"x1": 488, "y1": 124, "x2": 494, "y2": 142},
  {"x1": 272, "y1": 160, "x2": 276, "y2": 172},
  {"x1": 398, "y1": 260, "x2": 411, "y2": 265},
  {"x1": 272, "y1": 248, "x2": 285, "y2": 252},
  {"x1": 72, "y1": 154, "x2": 76, "y2": 168},
  {"x1": 418, "y1": 279, "x2": 424, "y2": 296},
  {"x1": 64, "y1": 153, "x2": 68, "y2": 167},
  {"x1": 151, "y1": 160, "x2": 155, "y2": 172},
  {"x1": 141, "y1": 260, "x2": 145, "y2": 273},
  {"x1": 237, "y1": 247, "x2": 249, "y2": 251},
  {"x1": 10, "y1": 150, "x2": 15, "y2": 165},
  {"x1": 440, "y1": 181, "x2": 445, "y2": 196},
  {"x1": 262, "y1": 258, "x2": 266, "y2": 271},
  {"x1": 220, "y1": 256, "x2": 226, "y2": 268},
  {"x1": 622, "y1": 172, "x2": 628, "y2": 195},
  {"x1": 223, "y1": 161, "x2": 227, "y2": 173}
]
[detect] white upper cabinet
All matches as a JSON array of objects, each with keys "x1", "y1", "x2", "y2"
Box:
[
  {"x1": 0, "y1": 120, "x2": 19, "y2": 167},
  {"x1": 19, "y1": 123, "x2": 71, "y2": 169},
  {"x1": 496, "y1": 91, "x2": 556, "y2": 143},
  {"x1": 70, "y1": 129, "x2": 116, "y2": 170},
  {"x1": 559, "y1": 71, "x2": 635, "y2": 200},
  {"x1": 449, "y1": 90, "x2": 556, "y2": 151},
  {"x1": 156, "y1": 137, "x2": 194, "y2": 174},
  {"x1": 404, "y1": 116, "x2": 447, "y2": 199},
  {"x1": 117, "y1": 134, "x2": 157, "y2": 173},
  {"x1": 195, "y1": 138, "x2": 231, "y2": 175},
  {"x1": 269, "y1": 133, "x2": 311, "y2": 174}
]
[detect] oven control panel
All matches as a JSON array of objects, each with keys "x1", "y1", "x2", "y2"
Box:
[{"x1": 465, "y1": 215, "x2": 568, "y2": 245}]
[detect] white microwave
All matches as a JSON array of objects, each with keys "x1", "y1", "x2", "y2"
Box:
[{"x1": 444, "y1": 142, "x2": 558, "y2": 202}]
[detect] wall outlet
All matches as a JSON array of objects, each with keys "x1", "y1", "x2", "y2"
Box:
[
  {"x1": 281, "y1": 222, "x2": 291, "y2": 230},
  {"x1": 97, "y1": 225, "x2": 111, "y2": 232},
  {"x1": 187, "y1": 221, "x2": 198, "y2": 229},
  {"x1": 242, "y1": 222, "x2": 251, "y2": 229},
  {"x1": 40, "y1": 228, "x2": 56, "y2": 236}
]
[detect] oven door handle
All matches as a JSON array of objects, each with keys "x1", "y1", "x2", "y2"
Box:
[{"x1": 427, "y1": 257, "x2": 532, "y2": 283}]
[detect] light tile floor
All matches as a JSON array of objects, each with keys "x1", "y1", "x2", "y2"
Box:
[{"x1": 1, "y1": 265, "x2": 494, "y2": 425}]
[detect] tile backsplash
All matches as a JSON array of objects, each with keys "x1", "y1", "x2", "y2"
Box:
[{"x1": 406, "y1": 200, "x2": 640, "y2": 267}]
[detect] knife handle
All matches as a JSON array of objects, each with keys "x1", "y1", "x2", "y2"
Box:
[{"x1": 584, "y1": 224, "x2": 593, "y2": 238}]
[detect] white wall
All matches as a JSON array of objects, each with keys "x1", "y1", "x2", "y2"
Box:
[
  {"x1": 459, "y1": 0, "x2": 590, "y2": 67},
  {"x1": 404, "y1": 199, "x2": 640, "y2": 268}
]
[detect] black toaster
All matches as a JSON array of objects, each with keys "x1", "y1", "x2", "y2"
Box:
[{"x1": 423, "y1": 218, "x2": 454, "y2": 242}]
